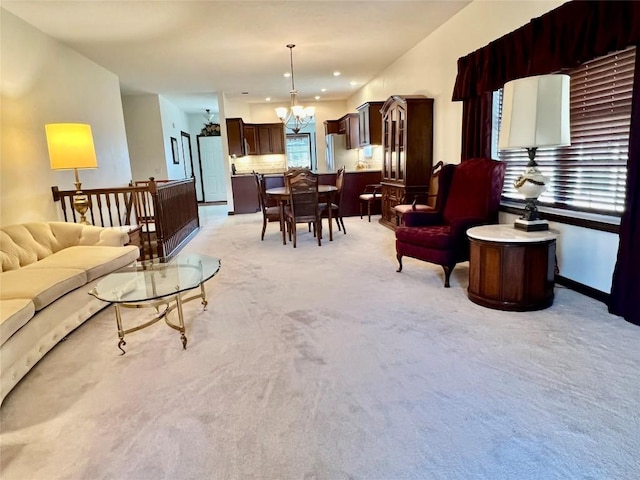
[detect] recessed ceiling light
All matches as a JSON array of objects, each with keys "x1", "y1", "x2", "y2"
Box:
[
  {"x1": 265, "y1": 97, "x2": 271, "y2": 102},
  {"x1": 321, "y1": 88, "x2": 327, "y2": 92},
  {"x1": 284, "y1": 72, "x2": 291, "y2": 78},
  {"x1": 314, "y1": 96, "x2": 320, "y2": 100},
  {"x1": 333, "y1": 71, "x2": 341, "y2": 77},
  {"x1": 349, "y1": 81, "x2": 357, "y2": 86}
]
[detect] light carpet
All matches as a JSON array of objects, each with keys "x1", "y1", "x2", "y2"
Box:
[{"x1": 1, "y1": 206, "x2": 639, "y2": 480}]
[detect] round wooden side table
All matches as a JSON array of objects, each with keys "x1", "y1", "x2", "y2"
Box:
[{"x1": 467, "y1": 224, "x2": 558, "y2": 311}]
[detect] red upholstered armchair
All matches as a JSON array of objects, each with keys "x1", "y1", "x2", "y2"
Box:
[{"x1": 395, "y1": 158, "x2": 506, "y2": 287}]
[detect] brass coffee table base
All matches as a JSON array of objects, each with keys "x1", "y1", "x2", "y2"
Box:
[{"x1": 113, "y1": 284, "x2": 208, "y2": 355}]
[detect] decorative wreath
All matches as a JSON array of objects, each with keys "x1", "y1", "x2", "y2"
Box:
[{"x1": 201, "y1": 123, "x2": 221, "y2": 136}]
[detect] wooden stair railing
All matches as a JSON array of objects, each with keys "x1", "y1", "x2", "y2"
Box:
[{"x1": 52, "y1": 177, "x2": 199, "y2": 261}]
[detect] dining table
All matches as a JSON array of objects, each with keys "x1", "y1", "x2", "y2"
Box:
[{"x1": 266, "y1": 185, "x2": 338, "y2": 245}]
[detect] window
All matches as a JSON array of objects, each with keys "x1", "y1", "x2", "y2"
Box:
[
  {"x1": 496, "y1": 46, "x2": 636, "y2": 217},
  {"x1": 286, "y1": 133, "x2": 313, "y2": 169}
]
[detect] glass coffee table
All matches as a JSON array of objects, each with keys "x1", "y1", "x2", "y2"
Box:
[{"x1": 90, "y1": 253, "x2": 221, "y2": 354}]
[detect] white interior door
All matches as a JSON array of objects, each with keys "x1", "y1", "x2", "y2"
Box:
[{"x1": 198, "y1": 136, "x2": 226, "y2": 202}]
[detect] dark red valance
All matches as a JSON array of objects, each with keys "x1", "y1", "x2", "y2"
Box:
[{"x1": 452, "y1": 0, "x2": 640, "y2": 101}]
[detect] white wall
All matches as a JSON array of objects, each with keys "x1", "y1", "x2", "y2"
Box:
[
  {"x1": 158, "y1": 95, "x2": 191, "y2": 180},
  {"x1": 0, "y1": 10, "x2": 132, "y2": 225},
  {"x1": 122, "y1": 94, "x2": 166, "y2": 182}
]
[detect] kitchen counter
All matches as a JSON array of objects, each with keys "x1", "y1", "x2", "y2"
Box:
[{"x1": 230, "y1": 170, "x2": 382, "y2": 216}]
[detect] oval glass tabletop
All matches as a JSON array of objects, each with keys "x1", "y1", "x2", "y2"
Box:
[{"x1": 90, "y1": 253, "x2": 221, "y2": 303}]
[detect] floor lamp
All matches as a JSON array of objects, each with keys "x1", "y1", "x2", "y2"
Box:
[
  {"x1": 46, "y1": 123, "x2": 98, "y2": 224},
  {"x1": 498, "y1": 74, "x2": 571, "y2": 231}
]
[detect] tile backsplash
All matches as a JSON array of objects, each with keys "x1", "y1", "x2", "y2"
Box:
[{"x1": 231, "y1": 147, "x2": 382, "y2": 175}]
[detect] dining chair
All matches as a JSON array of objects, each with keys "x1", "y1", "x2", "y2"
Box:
[
  {"x1": 253, "y1": 172, "x2": 282, "y2": 241},
  {"x1": 320, "y1": 166, "x2": 346, "y2": 234},
  {"x1": 359, "y1": 183, "x2": 382, "y2": 222},
  {"x1": 284, "y1": 168, "x2": 322, "y2": 247},
  {"x1": 393, "y1": 161, "x2": 445, "y2": 227}
]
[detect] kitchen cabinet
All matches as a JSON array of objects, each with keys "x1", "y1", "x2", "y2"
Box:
[
  {"x1": 324, "y1": 113, "x2": 360, "y2": 149},
  {"x1": 380, "y1": 95, "x2": 434, "y2": 229},
  {"x1": 244, "y1": 125, "x2": 258, "y2": 155},
  {"x1": 226, "y1": 118, "x2": 247, "y2": 157},
  {"x1": 225, "y1": 119, "x2": 285, "y2": 156},
  {"x1": 257, "y1": 123, "x2": 285, "y2": 154},
  {"x1": 324, "y1": 120, "x2": 341, "y2": 135},
  {"x1": 340, "y1": 113, "x2": 360, "y2": 149},
  {"x1": 357, "y1": 101, "x2": 384, "y2": 146}
]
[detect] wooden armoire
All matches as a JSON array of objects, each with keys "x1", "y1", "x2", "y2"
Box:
[{"x1": 379, "y1": 95, "x2": 434, "y2": 229}]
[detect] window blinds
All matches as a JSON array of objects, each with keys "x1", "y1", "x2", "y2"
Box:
[{"x1": 498, "y1": 46, "x2": 636, "y2": 216}]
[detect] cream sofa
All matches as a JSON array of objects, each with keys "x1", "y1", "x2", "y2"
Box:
[{"x1": 0, "y1": 222, "x2": 140, "y2": 405}]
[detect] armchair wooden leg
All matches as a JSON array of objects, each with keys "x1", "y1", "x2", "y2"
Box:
[
  {"x1": 367, "y1": 202, "x2": 372, "y2": 222},
  {"x1": 339, "y1": 217, "x2": 346, "y2": 234},
  {"x1": 442, "y1": 264, "x2": 454, "y2": 288},
  {"x1": 261, "y1": 217, "x2": 267, "y2": 241},
  {"x1": 396, "y1": 254, "x2": 403, "y2": 272},
  {"x1": 360, "y1": 203, "x2": 363, "y2": 219}
]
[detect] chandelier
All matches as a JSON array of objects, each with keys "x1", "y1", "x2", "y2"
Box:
[{"x1": 275, "y1": 44, "x2": 315, "y2": 134}]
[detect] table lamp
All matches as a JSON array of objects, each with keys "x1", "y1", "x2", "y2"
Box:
[
  {"x1": 498, "y1": 74, "x2": 570, "y2": 231},
  {"x1": 46, "y1": 123, "x2": 98, "y2": 224}
]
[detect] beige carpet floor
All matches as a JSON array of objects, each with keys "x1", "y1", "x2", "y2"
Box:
[{"x1": 1, "y1": 206, "x2": 639, "y2": 480}]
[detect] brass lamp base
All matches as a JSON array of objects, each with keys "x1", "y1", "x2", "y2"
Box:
[
  {"x1": 73, "y1": 191, "x2": 90, "y2": 224},
  {"x1": 72, "y1": 169, "x2": 90, "y2": 224}
]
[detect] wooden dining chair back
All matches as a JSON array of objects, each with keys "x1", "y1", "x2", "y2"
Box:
[
  {"x1": 253, "y1": 171, "x2": 282, "y2": 241},
  {"x1": 284, "y1": 169, "x2": 322, "y2": 247},
  {"x1": 393, "y1": 160, "x2": 445, "y2": 227},
  {"x1": 321, "y1": 166, "x2": 347, "y2": 234}
]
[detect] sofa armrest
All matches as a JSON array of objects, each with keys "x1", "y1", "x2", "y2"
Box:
[
  {"x1": 78, "y1": 225, "x2": 129, "y2": 247},
  {"x1": 402, "y1": 211, "x2": 443, "y2": 227}
]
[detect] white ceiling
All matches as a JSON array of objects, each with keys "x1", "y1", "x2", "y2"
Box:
[{"x1": 2, "y1": 0, "x2": 471, "y2": 114}]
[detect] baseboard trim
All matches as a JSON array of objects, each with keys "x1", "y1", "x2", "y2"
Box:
[{"x1": 556, "y1": 275, "x2": 610, "y2": 304}]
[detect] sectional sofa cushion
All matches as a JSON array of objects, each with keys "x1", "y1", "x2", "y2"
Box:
[
  {"x1": 0, "y1": 299, "x2": 35, "y2": 346},
  {"x1": 0, "y1": 268, "x2": 87, "y2": 311},
  {"x1": 25, "y1": 245, "x2": 140, "y2": 282}
]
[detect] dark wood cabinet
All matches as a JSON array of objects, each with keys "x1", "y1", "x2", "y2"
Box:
[
  {"x1": 324, "y1": 119, "x2": 340, "y2": 135},
  {"x1": 226, "y1": 119, "x2": 285, "y2": 156},
  {"x1": 324, "y1": 113, "x2": 360, "y2": 149},
  {"x1": 226, "y1": 118, "x2": 247, "y2": 157},
  {"x1": 380, "y1": 95, "x2": 434, "y2": 229},
  {"x1": 257, "y1": 123, "x2": 285, "y2": 154},
  {"x1": 357, "y1": 101, "x2": 384, "y2": 146},
  {"x1": 244, "y1": 125, "x2": 258, "y2": 155}
]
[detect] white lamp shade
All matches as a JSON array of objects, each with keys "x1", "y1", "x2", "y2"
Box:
[
  {"x1": 46, "y1": 123, "x2": 98, "y2": 170},
  {"x1": 275, "y1": 107, "x2": 288, "y2": 120},
  {"x1": 499, "y1": 74, "x2": 571, "y2": 150}
]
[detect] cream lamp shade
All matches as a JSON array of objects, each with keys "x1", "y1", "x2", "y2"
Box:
[
  {"x1": 46, "y1": 123, "x2": 98, "y2": 170},
  {"x1": 499, "y1": 74, "x2": 570, "y2": 150}
]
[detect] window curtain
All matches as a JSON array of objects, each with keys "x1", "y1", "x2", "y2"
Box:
[
  {"x1": 609, "y1": 51, "x2": 640, "y2": 326},
  {"x1": 451, "y1": 0, "x2": 640, "y2": 325},
  {"x1": 460, "y1": 92, "x2": 492, "y2": 160}
]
